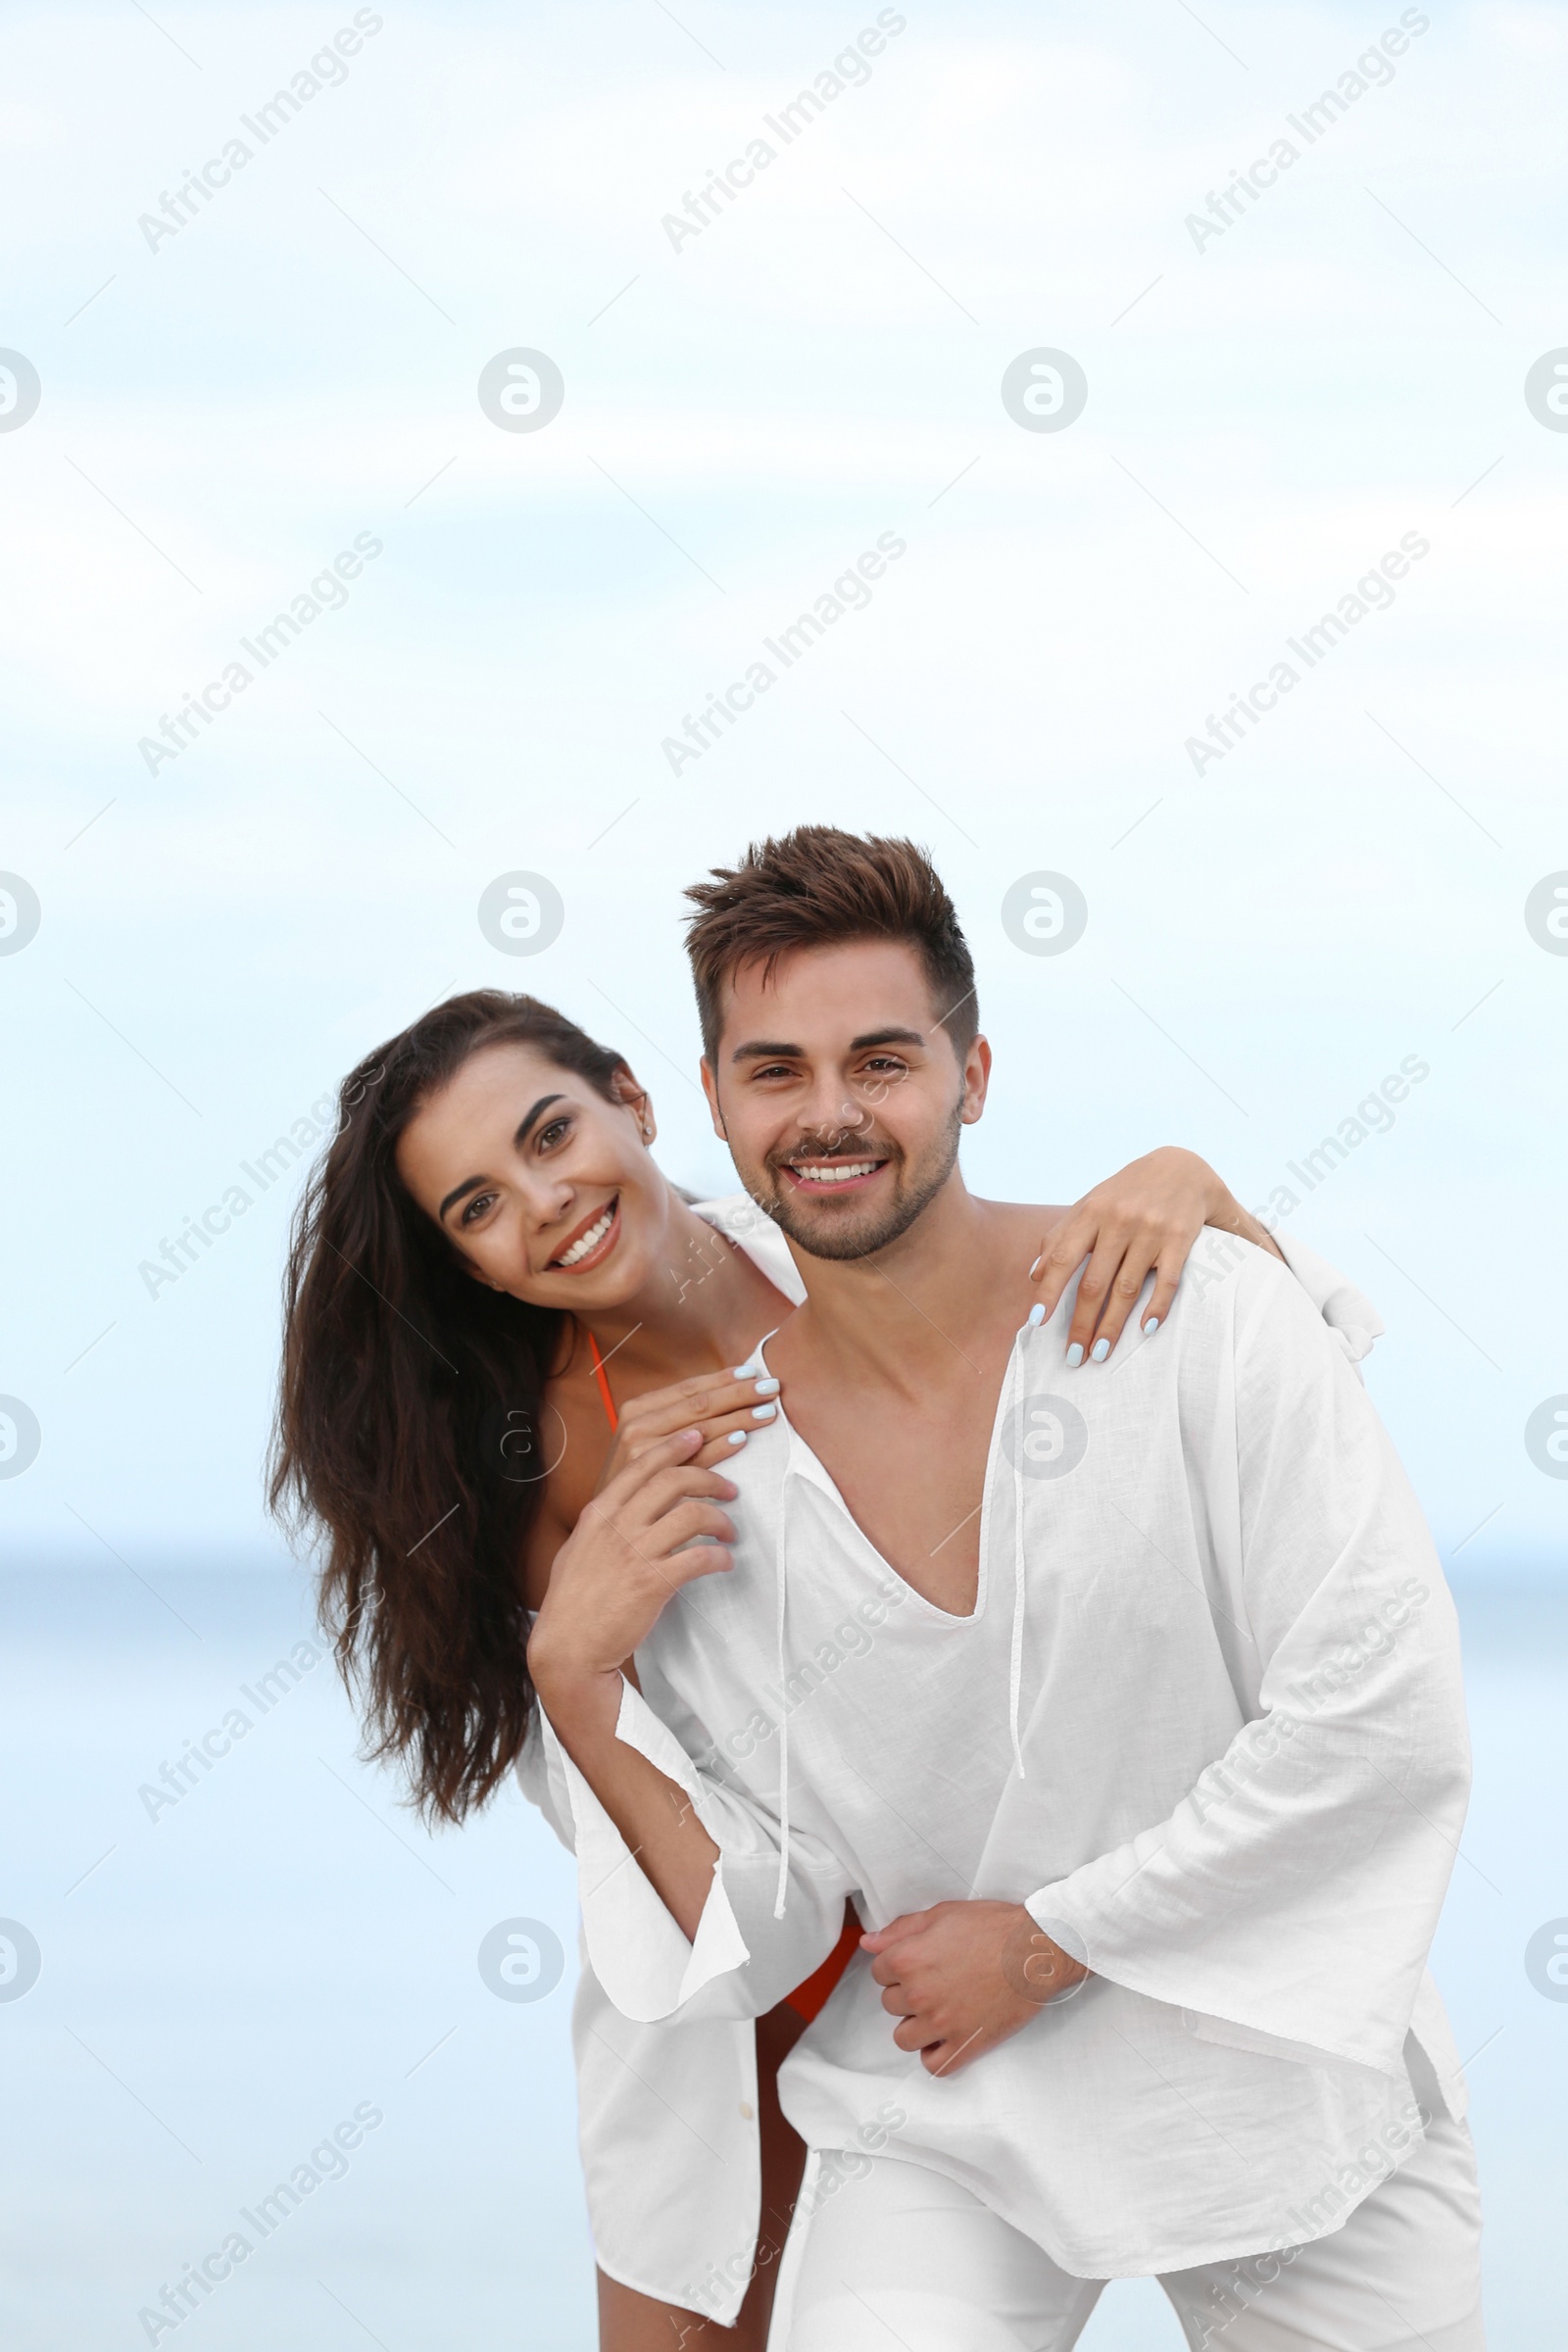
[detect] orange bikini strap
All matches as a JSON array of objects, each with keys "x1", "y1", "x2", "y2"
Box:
[{"x1": 586, "y1": 1330, "x2": 618, "y2": 1432}]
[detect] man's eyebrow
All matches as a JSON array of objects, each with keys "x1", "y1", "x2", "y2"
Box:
[
  {"x1": 730, "y1": 1040, "x2": 802, "y2": 1064},
  {"x1": 849, "y1": 1027, "x2": 926, "y2": 1052},
  {"x1": 437, "y1": 1093, "x2": 564, "y2": 1219},
  {"x1": 730, "y1": 1028, "x2": 927, "y2": 1065}
]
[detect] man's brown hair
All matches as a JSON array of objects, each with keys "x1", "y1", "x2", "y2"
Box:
[{"x1": 683, "y1": 826, "x2": 978, "y2": 1062}]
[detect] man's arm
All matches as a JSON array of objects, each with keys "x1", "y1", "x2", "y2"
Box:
[
  {"x1": 861, "y1": 1253, "x2": 1457, "y2": 2079},
  {"x1": 1022, "y1": 1257, "x2": 1467, "y2": 2070}
]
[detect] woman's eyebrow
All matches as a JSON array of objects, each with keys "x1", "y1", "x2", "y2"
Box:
[
  {"x1": 514, "y1": 1092, "x2": 565, "y2": 1150},
  {"x1": 437, "y1": 1094, "x2": 565, "y2": 1219},
  {"x1": 438, "y1": 1174, "x2": 487, "y2": 1220}
]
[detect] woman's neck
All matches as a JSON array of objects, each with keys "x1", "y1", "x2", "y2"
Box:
[{"x1": 572, "y1": 1194, "x2": 790, "y2": 1388}]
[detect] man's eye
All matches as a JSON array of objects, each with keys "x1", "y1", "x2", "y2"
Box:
[{"x1": 753, "y1": 1064, "x2": 795, "y2": 1082}]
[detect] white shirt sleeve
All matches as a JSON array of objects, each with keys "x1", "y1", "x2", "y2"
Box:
[
  {"x1": 541, "y1": 1678, "x2": 856, "y2": 2025},
  {"x1": 514, "y1": 1708, "x2": 577, "y2": 1850},
  {"x1": 1025, "y1": 1258, "x2": 1469, "y2": 2079},
  {"x1": 1271, "y1": 1227, "x2": 1385, "y2": 1365}
]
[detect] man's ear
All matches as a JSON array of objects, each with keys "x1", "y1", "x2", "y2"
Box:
[
  {"x1": 958, "y1": 1032, "x2": 992, "y2": 1125},
  {"x1": 700, "y1": 1057, "x2": 728, "y2": 1140}
]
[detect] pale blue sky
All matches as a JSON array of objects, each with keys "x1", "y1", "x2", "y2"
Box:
[{"x1": 2, "y1": 0, "x2": 1565, "y2": 1577}]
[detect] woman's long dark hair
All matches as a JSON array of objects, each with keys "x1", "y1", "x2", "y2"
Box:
[{"x1": 269, "y1": 991, "x2": 630, "y2": 1824}]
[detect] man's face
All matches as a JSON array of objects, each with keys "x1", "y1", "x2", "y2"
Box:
[{"x1": 701, "y1": 938, "x2": 989, "y2": 1260}]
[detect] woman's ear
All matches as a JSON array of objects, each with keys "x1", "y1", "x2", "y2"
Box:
[
  {"x1": 454, "y1": 1249, "x2": 506, "y2": 1292},
  {"x1": 612, "y1": 1065, "x2": 656, "y2": 1147}
]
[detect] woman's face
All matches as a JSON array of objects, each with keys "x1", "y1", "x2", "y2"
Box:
[{"x1": 394, "y1": 1042, "x2": 673, "y2": 1308}]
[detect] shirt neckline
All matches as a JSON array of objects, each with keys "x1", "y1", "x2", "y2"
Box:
[{"x1": 755, "y1": 1332, "x2": 1024, "y2": 1629}]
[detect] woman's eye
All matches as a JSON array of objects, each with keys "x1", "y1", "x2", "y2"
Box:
[
  {"x1": 536, "y1": 1116, "x2": 572, "y2": 1150},
  {"x1": 461, "y1": 1192, "x2": 497, "y2": 1226}
]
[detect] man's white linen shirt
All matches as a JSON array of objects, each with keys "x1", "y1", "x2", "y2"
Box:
[{"x1": 539, "y1": 1208, "x2": 1471, "y2": 2285}]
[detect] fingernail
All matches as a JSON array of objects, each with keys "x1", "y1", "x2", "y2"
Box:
[
  {"x1": 1025, "y1": 1302, "x2": 1045, "y2": 1328},
  {"x1": 753, "y1": 1376, "x2": 781, "y2": 1396},
  {"x1": 1143, "y1": 1315, "x2": 1160, "y2": 1336},
  {"x1": 1065, "y1": 1343, "x2": 1085, "y2": 1369},
  {"x1": 1028, "y1": 1254, "x2": 1044, "y2": 1277},
  {"x1": 1091, "y1": 1337, "x2": 1110, "y2": 1362},
  {"x1": 752, "y1": 1401, "x2": 777, "y2": 1421},
  {"x1": 727, "y1": 1431, "x2": 749, "y2": 1446}
]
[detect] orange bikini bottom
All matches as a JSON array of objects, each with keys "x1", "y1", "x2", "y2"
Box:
[{"x1": 784, "y1": 1906, "x2": 861, "y2": 2024}]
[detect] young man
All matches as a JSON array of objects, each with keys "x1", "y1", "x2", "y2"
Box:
[{"x1": 528, "y1": 831, "x2": 1484, "y2": 2350}]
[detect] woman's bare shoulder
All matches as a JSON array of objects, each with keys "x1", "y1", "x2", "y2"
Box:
[{"x1": 541, "y1": 1366, "x2": 611, "y2": 1525}]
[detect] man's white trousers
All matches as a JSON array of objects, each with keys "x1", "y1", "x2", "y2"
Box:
[{"x1": 772, "y1": 2106, "x2": 1484, "y2": 2352}]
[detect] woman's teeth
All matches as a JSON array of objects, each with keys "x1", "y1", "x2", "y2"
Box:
[
  {"x1": 557, "y1": 1204, "x2": 615, "y2": 1265},
  {"x1": 793, "y1": 1161, "x2": 880, "y2": 1186}
]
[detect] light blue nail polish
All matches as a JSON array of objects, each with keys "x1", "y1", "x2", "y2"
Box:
[
  {"x1": 1025, "y1": 1302, "x2": 1046, "y2": 1328},
  {"x1": 1091, "y1": 1337, "x2": 1110, "y2": 1362},
  {"x1": 752, "y1": 1401, "x2": 777, "y2": 1421},
  {"x1": 727, "y1": 1430, "x2": 748, "y2": 1446},
  {"x1": 1065, "y1": 1343, "x2": 1085, "y2": 1369},
  {"x1": 1143, "y1": 1315, "x2": 1160, "y2": 1336},
  {"x1": 753, "y1": 1375, "x2": 781, "y2": 1396}
]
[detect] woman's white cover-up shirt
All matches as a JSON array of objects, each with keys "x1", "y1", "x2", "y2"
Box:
[{"x1": 525, "y1": 1199, "x2": 1461, "y2": 2321}]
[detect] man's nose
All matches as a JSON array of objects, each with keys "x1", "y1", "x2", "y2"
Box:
[{"x1": 796, "y1": 1080, "x2": 870, "y2": 1145}]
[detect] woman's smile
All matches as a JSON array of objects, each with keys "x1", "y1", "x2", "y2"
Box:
[{"x1": 546, "y1": 1194, "x2": 622, "y2": 1274}]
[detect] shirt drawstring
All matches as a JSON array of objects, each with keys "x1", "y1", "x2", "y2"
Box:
[
  {"x1": 1008, "y1": 1459, "x2": 1028, "y2": 1779},
  {"x1": 772, "y1": 1470, "x2": 792, "y2": 1919},
  {"x1": 723, "y1": 1329, "x2": 790, "y2": 1918},
  {"x1": 772, "y1": 1307, "x2": 1039, "y2": 1901},
  {"x1": 1008, "y1": 1304, "x2": 1045, "y2": 1779}
]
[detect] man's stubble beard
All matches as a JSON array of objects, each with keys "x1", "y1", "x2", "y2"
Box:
[{"x1": 754, "y1": 1100, "x2": 964, "y2": 1262}]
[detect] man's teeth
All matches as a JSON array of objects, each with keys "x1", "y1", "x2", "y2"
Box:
[
  {"x1": 557, "y1": 1205, "x2": 615, "y2": 1265},
  {"x1": 793, "y1": 1161, "x2": 880, "y2": 1186}
]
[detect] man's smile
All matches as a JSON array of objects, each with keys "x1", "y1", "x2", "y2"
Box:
[{"x1": 781, "y1": 1157, "x2": 890, "y2": 1195}]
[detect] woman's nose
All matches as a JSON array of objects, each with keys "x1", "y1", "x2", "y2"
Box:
[{"x1": 516, "y1": 1173, "x2": 576, "y2": 1226}]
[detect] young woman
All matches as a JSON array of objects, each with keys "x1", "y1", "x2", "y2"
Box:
[{"x1": 270, "y1": 987, "x2": 1356, "y2": 2350}]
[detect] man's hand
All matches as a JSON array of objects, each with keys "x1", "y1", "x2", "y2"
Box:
[{"x1": 860, "y1": 1901, "x2": 1089, "y2": 2077}]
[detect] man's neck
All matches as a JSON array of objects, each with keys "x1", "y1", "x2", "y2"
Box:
[
  {"x1": 762, "y1": 1177, "x2": 1066, "y2": 1610},
  {"x1": 777, "y1": 1175, "x2": 1054, "y2": 1401}
]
